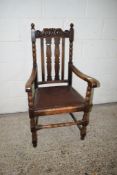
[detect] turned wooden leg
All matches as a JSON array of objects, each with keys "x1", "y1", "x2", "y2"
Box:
[
  {"x1": 80, "y1": 111, "x2": 90, "y2": 140},
  {"x1": 32, "y1": 130, "x2": 37, "y2": 147},
  {"x1": 81, "y1": 84, "x2": 93, "y2": 140},
  {"x1": 30, "y1": 117, "x2": 37, "y2": 147}
]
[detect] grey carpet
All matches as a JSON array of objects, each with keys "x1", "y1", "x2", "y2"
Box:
[{"x1": 0, "y1": 103, "x2": 117, "y2": 175}]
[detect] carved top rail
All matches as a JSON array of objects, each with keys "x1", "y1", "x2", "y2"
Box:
[{"x1": 35, "y1": 28, "x2": 70, "y2": 38}]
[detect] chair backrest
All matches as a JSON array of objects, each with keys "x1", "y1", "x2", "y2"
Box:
[{"x1": 31, "y1": 23, "x2": 74, "y2": 85}]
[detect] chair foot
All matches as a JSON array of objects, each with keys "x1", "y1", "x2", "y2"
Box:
[
  {"x1": 32, "y1": 130, "x2": 37, "y2": 147},
  {"x1": 80, "y1": 133, "x2": 86, "y2": 140},
  {"x1": 32, "y1": 140, "x2": 37, "y2": 147},
  {"x1": 81, "y1": 137, "x2": 85, "y2": 140},
  {"x1": 80, "y1": 126, "x2": 86, "y2": 140}
]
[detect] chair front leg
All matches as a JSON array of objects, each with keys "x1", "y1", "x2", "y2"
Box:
[
  {"x1": 80, "y1": 85, "x2": 93, "y2": 140},
  {"x1": 80, "y1": 111, "x2": 90, "y2": 140},
  {"x1": 30, "y1": 113, "x2": 37, "y2": 147}
]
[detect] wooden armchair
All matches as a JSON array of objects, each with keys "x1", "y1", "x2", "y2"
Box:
[{"x1": 25, "y1": 23, "x2": 100, "y2": 147}]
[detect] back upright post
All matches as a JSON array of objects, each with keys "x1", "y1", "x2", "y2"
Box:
[
  {"x1": 68, "y1": 23, "x2": 74, "y2": 86},
  {"x1": 31, "y1": 23, "x2": 38, "y2": 88}
]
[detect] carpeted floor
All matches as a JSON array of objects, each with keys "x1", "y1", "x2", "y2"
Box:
[{"x1": 0, "y1": 103, "x2": 117, "y2": 175}]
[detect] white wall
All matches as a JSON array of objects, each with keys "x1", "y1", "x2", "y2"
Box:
[{"x1": 0, "y1": 0, "x2": 117, "y2": 113}]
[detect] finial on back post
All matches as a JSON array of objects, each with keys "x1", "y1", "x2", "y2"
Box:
[
  {"x1": 70, "y1": 23, "x2": 74, "y2": 29},
  {"x1": 31, "y1": 23, "x2": 36, "y2": 42},
  {"x1": 70, "y1": 23, "x2": 74, "y2": 42},
  {"x1": 31, "y1": 23, "x2": 35, "y2": 30}
]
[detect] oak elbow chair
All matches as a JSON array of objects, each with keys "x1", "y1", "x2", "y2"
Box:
[{"x1": 25, "y1": 23, "x2": 100, "y2": 147}]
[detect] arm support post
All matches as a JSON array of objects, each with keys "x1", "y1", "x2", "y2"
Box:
[
  {"x1": 71, "y1": 64, "x2": 100, "y2": 106},
  {"x1": 25, "y1": 68, "x2": 37, "y2": 92},
  {"x1": 25, "y1": 68, "x2": 37, "y2": 109}
]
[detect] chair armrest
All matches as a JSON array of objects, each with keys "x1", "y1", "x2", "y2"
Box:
[
  {"x1": 71, "y1": 64, "x2": 100, "y2": 88},
  {"x1": 25, "y1": 68, "x2": 37, "y2": 92}
]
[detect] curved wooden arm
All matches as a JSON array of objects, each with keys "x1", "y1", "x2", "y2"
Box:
[
  {"x1": 25, "y1": 68, "x2": 37, "y2": 92},
  {"x1": 71, "y1": 64, "x2": 100, "y2": 88}
]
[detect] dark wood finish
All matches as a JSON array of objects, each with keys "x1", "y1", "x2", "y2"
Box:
[
  {"x1": 54, "y1": 37, "x2": 60, "y2": 80},
  {"x1": 25, "y1": 23, "x2": 100, "y2": 147},
  {"x1": 25, "y1": 68, "x2": 37, "y2": 92},
  {"x1": 36, "y1": 120, "x2": 83, "y2": 130},
  {"x1": 46, "y1": 37, "x2": 52, "y2": 81},
  {"x1": 68, "y1": 23, "x2": 74, "y2": 86},
  {"x1": 40, "y1": 38, "x2": 45, "y2": 81},
  {"x1": 31, "y1": 23, "x2": 36, "y2": 65},
  {"x1": 35, "y1": 28, "x2": 70, "y2": 38},
  {"x1": 34, "y1": 106, "x2": 85, "y2": 116},
  {"x1": 34, "y1": 86, "x2": 85, "y2": 116}
]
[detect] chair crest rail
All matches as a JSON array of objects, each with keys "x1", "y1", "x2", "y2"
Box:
[{"x1": 35, "y1": 28, "x2": 70, "y2": 38}]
